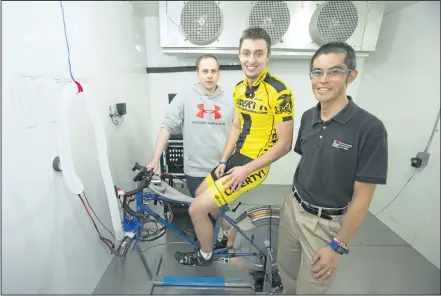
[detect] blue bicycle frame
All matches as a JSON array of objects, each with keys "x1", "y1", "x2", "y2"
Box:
[{"x1": 123, "y1": 190, "x2": 266, "y2": 261}]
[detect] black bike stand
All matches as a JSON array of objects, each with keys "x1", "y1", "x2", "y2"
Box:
[{"x1": 252, "y1": 244, "x2": 282, "y2": 295}]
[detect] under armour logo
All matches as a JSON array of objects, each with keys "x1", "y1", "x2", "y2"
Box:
[{"x1": 196, "y1": 104, "x2": 222, "y2": 120}]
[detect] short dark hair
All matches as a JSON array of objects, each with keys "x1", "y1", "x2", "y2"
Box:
[
  {"x1": 195, "y1": 54, "x2": 219, "y2": 71},
  {"x1": 310, "y1": 42, "x2": 356, "y2": 71},
  {"x1": 239, "y1": 27, "x2": 271, "y2": 54}
]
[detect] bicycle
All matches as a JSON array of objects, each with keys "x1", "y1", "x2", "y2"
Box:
[{"x1": 117, "y1": 162, "x2": 283, "y2": 294}]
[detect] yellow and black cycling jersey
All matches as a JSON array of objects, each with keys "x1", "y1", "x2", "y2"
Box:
[
  {"x1": 204, "y1": 68, "x2": 294, "y2": 206},
  {"x1": 233, "y1": 67, "x2": 294, "y2": 160}
]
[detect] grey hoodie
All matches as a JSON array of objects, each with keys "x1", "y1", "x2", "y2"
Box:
[{"x1": 161, "y1": 83, "x2": 234, "y2": 177}]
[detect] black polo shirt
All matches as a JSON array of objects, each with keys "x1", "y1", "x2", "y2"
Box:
[{"x1": 292, "y1": 96, "x2": 388, "y2": 208}]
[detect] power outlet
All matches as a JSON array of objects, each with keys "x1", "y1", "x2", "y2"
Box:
[{"x1": 411, "y1": 152, "x2": 430, "y2": 168}]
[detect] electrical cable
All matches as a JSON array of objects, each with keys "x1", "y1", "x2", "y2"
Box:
[
  {"x1": 79, "y1": 190, "x2": 174, "y2": 256},
  {"x1": 79, "y1": 188, "x2": 174, "y2": 257},
  {"x1": 59, "y1": 1, "x2": 83, "y2": 93},
  {"x1": 83, "y1": 191, "x2": 115, "y2": 238},
  {"x1": 74, "y1": 157, "x2": 174, "y2": 255},
  {"x1": 78, "y1": 193, "x2": 133, "y2": 257},
  {"x1": 424, "y1": 109, "x2": 440, "y2": 152},
  {"x1": 373, "y1": 168, "x2": 417, "y2": 216},
  {"x1": 59, "y1": 0, "x2": 74, "y2": 80},
  {"x1": 142, "y1": 242, "x2": 167, "y2": 252},
  {"x1": 374, "y1": 109, "x2": 440, "y2": 216},
  {"x1": 110, "y1": 114, "x2": 124, "y2": 126},
  {"x1": 166, "y1": 1, "x2": 180, "y2": 30},
  {"x1": 141, "y1": 241, "x2": 185, "y2": 253}
]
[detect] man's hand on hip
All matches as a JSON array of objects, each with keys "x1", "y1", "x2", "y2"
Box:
[
  {"x1": 214, "y1": 163, "x2": 227, "y2": 178},
  {"x1": 221, "y1": 165, "x2": 251, "y2": 192},
  {"x1": 311, "y1": 246, "x2": 341, "y2": 280}
]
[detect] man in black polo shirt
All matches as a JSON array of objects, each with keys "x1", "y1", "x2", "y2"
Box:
[{"x1": 277, "y1": 42, "x2": 388, "y2": 294}]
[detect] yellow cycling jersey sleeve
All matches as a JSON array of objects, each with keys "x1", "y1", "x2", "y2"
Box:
[
  {"x1": 233, "y1": 68, "x2": 294, "y2": 160},
  {"x1": 270, "y1": 85, "x2": 294, "y2": 123}
]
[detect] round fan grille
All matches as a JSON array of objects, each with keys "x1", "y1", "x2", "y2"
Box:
[
  {"x1": 313, "y1": 1, "x2": 359, "y2": 44},
  {"x1": 248, "y1": 1, "x2": 291, "y2": 45},
  {"x1": 180, "y1": 1, "x2": 223, "y2": 46}
]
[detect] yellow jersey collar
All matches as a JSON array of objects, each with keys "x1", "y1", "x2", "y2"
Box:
[{"x1": 244, "y1": 67, "x2": 268, "y2": 87}]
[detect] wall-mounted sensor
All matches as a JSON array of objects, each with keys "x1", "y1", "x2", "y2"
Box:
[
  {"x1": 109, "y1": 103, "x2": 126, "y2": 126},
  {"x1": 116, "y1": 103, "x2": 126, "y2": 116}
]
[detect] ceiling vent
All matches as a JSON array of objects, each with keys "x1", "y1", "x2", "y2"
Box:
[
  {"x1": 180, "y1": 1, "x2": 223, "y2": 46},
  {"x1": 247, "y1": 1, "x2": 291, "y2": 45},
  {"x1": 159, "y1": 1, "x2": 386, "y2": 57},
  {"x1": 310, "y1": 1, "x2": 360, "y2": 45}
]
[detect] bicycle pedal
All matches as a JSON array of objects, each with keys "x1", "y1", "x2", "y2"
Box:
[
  {"x1": 269, "y1": 284, "x2": 283, "y2": 295},
  {"x1": 213, "y1": 257, "x2": 229, "y2": 264},
  {"x1": 214, "y1": 235, "x2": 228, "y2": 250}
]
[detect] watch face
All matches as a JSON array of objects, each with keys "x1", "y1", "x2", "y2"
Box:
[
  {"x1": 330, "y1": 241, "x2": 348, "y2": 254},
  {"x1": 336, "y1": 246, "x2": 346, "y2": 254}
]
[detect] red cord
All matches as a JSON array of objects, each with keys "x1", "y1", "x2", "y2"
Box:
[
  {"x1": 79, "y1": 195, "x2": 96, "y2": 222},
  {"x1": 73, "y1": 79, "x2": 83, "y2": 94}
]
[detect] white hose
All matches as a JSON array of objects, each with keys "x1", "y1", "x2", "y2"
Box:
[
  {"x1": 56, "y1": 83, "x2": 83, "y2": 193},
  {"x1": 56, "y1": 82, "x2": 123, "y2": 240}
]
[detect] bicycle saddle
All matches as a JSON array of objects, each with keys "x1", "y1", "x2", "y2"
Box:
[{"x1": 148, "y1": 179, "x2": 194, "y2": 204}]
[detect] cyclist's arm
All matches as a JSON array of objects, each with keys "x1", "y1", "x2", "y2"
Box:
[
  {"x1": 244, "y1": 91, "x2": 294, "y2": 172},
  {"x1": 220, "y1": 110, "x2": 241, "y2": 162},
  {"x1": 244, "y1": 120, "x2": 293, "y2": 172}
]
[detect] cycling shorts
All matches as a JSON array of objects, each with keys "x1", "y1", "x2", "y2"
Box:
[{"x1": 205, "y1": 152, "x2": 270, "y2": 207}]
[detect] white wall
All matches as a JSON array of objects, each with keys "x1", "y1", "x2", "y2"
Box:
[
  {"x1": 358, "y1": 1, "x2": 440, "y2": 268},
  {"x1": 144, "y1": 16, "x2": 366, "y2": 185},
  {"x1": 2, "y1": 1, "x2": 151, "y2": 293}
]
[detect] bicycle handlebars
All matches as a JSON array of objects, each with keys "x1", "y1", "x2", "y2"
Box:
[
  {"x1": 131, "y1": 162, "x2": 153, "y2": 183},
  {"x1": 120, "y1": 163, "x2": 155, "y2": 219},
  {"x1": 132, "y1": 162, "x2": 144, "y2": 172}
]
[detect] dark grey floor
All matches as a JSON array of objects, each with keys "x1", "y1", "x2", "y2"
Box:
[{"x1": 94, "y1": 185, "x2": 440, "y2": 295}]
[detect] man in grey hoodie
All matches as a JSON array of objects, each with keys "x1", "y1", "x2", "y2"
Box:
[{"x1": 146, "y1": 54, "x2": 234, "y2": 198}]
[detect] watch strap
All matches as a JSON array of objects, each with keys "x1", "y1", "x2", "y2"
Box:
[{"x1": 329, "y1": 239, "x2": 350, "y2": 255}]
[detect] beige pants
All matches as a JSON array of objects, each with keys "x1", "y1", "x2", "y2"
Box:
[{"x1": 277, "y1": 192, "x2": 345, "y2": 294}]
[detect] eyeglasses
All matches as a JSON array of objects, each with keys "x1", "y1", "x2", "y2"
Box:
[{"x1": 309, "y1": 68, "x2": 353, "y2": 79}]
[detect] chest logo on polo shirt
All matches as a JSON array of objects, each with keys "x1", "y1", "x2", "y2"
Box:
[{"x1": 332, "y1": 140, "x2": 352, "y2": 151}]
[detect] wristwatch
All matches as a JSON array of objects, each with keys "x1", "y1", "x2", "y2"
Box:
[{"x1": 329, "y1": 239, "x2": 350, "y2": 255}]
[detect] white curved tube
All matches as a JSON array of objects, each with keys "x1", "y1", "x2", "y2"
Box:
[
  {"x1": 57, "y1": 83, "x2": 84, "y2": 193},
  {"x1": 56, "y1": 82, "x2": 123, "y2": 240}
]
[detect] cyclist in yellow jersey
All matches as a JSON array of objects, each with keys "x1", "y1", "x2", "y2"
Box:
[{"x1": 175, "y1": 27, "x2": 294, "y2": 266}]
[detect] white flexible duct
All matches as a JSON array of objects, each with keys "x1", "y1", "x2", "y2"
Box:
[
  {"x1": 56, "y1": 83, "x2": 84, "y2": 193},
  {"x1": 56, "y1": 82, "x2": 123, "y2": 241}
]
